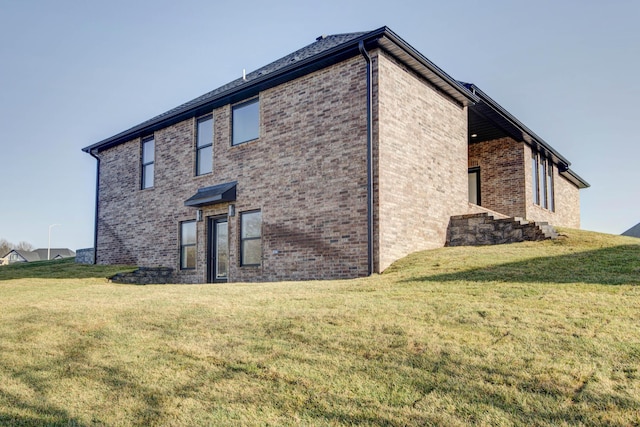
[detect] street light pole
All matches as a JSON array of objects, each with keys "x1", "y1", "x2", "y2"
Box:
[{"x1": 48, "y1": 224, "x2": 61, "y2": 260}]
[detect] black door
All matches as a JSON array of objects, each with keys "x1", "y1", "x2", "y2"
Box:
[{"x1": 208, "y1": 217, "x2": 228, "y2": 283}]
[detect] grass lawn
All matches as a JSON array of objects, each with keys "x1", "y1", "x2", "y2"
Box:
[{"x1": 0, "y1": 229, "x2": 639, "y2": 426}]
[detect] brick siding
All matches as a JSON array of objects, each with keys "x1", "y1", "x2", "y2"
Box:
[
  {"x1": 523, "y1": 144, "x2": 581, "y2": 228},
  {"x1": 96, "y1": 55, "x2": 369, "y2": 282},
  {"x1": 95, "y1": 48, "x2": 582, "y2": 282},
  {"x1": 468, "y1": 137, "x2": 527, "y2": 218},
  {"x1": 468, "y1": 137, "x2": 581, "y2": 228},
  {"x1": 376, "y1": 52, "x2": 468, "y2": 272}
]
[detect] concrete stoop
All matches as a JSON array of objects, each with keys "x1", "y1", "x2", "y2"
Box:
[{"x1": 446, "y1": 213, "x2": 558, "y2": 247}]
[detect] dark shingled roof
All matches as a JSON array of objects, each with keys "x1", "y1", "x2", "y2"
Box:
[
  {"x1": 3, "y1": 248, "x2": 76, "y2": 262},
  {"x1": 83, "y1": 27, "x2": 477, "y2": 154},
  {"x1": 6, "y1": 249, "x2": 38, "y2": 262},
  {"x1": 622, "y1": 223, "x2": 640, "y2": 238},
  {"x1": 32, "y1": 248, "x2": 76, "y2": 260},
  {"x1": 83, "y1": 32, "x2": 370, "y2": 153},
  {"x1": 144, "y1": 32, "x2": 369, "y2": 128}
]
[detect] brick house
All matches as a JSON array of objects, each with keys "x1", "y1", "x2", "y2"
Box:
[{"x1": 83, "y1": 26, "x2": 588, "y2": 283}]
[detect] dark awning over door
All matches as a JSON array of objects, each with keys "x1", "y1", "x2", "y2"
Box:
[{"x1": 184, "y1": 181, "x2": 237, "y2": 207}]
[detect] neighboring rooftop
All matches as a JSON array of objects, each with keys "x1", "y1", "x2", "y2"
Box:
[
  {"x1": 2, "y1": 248, "x2": 76, "y2": 262},
  {"x1": 622, "y1": 223, "x2": 640, "y2": 238}
]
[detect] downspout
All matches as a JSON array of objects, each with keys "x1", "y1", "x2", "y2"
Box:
[
  {"x1": 88, "y1": 149, "x2": 100, "y2": 265},
  {"x1": 359, "y1": 41, "x2": 374, "y2": 275}
]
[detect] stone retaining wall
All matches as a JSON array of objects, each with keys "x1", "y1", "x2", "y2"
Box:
[
  {"x1": 109, "y1": 267, "x2": 175, "y2": 285},
  {"x1": 75, "y1": 248, "x2": 95, "y2": 264},
  {"x1": 446, "y1": 213, "x2": 557, "y2": 247}
]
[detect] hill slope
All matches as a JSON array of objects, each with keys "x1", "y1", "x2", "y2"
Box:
[{"x1": 0, "y1": 229, "x2": 638, "y2": 426}]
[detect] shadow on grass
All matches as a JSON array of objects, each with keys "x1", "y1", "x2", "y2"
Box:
[
  {"x1": 0, "y1": 258, "x2": 136, "y2": 281},
  {"x1": 0, "y1": 315, "x2": 167, "y2": 426},
  {"x1": 404, "y1": 245, "x2": 640, "y2": 286},
  {"x1": 0, "y1": 410, "x2": 87, "y2": 427},
  {"x1": 405, "y1": 348, "x2": 640, "y2": 425}
]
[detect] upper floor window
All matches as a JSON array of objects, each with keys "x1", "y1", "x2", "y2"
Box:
[
  {"x1": 142, "y1": 136, "x2": 155, "y2": 189},
  {"x1": 180, "y1": 220, "x2": 196, "y2": 270},
  {"x1": 232, "y1": 98, "x2": 259, "y2": 146},
  {"x1": 196, "y1": 115, "x2": 213, "y2": 175},
  {"x1": 240, "y1": 210, "x2": 262, "y2": 266}
]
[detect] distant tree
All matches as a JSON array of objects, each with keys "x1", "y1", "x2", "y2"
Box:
[
  {"x1": 16, "y1": 241, "x2": 34, "y2": 251},
  {"x1": 0, "y1": 239, "x2": 10, "y2": 257},
  {"x1": 0, "y1": 239, "x2": 34, "y2": 257}
]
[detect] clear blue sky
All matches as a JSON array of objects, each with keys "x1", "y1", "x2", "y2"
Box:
[{"x1": 1, "y1": 0, "x2": 638, "y2": 250}]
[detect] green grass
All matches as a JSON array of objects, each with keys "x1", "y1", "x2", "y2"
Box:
[
  {"x1": 0, "y1": 229, "x2": 638, "y2": 426},
  {"x1": 0, "y1": 258, "x2": 135, "y2": 281}
]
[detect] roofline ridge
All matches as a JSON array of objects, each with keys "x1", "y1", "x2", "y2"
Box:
[
  {"x1": 81, "y1": 26, "x2": 475, "y2": 154},
  {"x1": 83, "y1": 28, "x2": 389, "y2": 153}
]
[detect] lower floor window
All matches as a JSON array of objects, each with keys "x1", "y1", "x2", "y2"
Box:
[
  {"x1": 532, "y1": 151, "x2": 555, "y2": 211},
  {"x1": 241, "y1": 210, "x2": 262, "y2": 266},
  {"x1": 180, "y1": 220, "x2": 196, "y2": 269},
  {"x1": 468, "y1": 167, "x2": 480, "y2": 205}
]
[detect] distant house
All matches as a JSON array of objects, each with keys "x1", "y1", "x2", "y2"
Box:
[
  {"x1": 83, "y1": 26, "x2": 589, "y2": 283},
  {"x1": 622, "y1": 223, "x2": 640, "y2": 238},
  {"x1": 1, "y1": 248, "x2": 76, "y2": 265}
]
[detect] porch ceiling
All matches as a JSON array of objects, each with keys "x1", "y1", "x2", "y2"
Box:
[{"x1": 468, "y1": 105, "x2": 517, "y2": 144}]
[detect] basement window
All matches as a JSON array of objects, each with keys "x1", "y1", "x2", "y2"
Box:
[
  {"x1": 232, "y1": 98, "x2": 259, "y2": 146},
  {"x1": 180, "y1": 220, "x2": 196, "y2": 270},
  {"x1": 240, "y1": 210, "x2": 262, "y2": 266}
]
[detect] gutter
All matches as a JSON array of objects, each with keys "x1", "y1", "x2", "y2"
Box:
[
  {"x1": 560, "y1": 168, "x2": 590, "y2": 189},
  {"x1": 88, "y1": 150, "x2": 100, "y2": 264},
  {"x1": 359, "y1": 41, "x2": 375, "y2": 276}
]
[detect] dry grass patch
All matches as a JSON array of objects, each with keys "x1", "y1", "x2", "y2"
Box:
[{"x1": 0, "y1": 229, "x2": 639, "y2": 426}]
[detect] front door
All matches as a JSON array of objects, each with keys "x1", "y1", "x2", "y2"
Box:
[{"x1": 208, "y1": 217, "x2": 229, "y2": 283}]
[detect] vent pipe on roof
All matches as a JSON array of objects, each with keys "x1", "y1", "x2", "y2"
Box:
[
  {"x1": 316, "y1": 34, "x2": 327, "y2": 41},
  {"x1": 242, "y1": 69, "x2": 247, "y2": 81}
]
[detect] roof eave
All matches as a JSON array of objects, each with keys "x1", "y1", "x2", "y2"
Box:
[
  {"x1": 560, "y1": 168, "x2": 590, "y2": 189},
  {"x1": 83, "y1": 29, "x2": 384, "y2": 154},
  {"x1": 463, "y1": 83, "x2": 572, "y2": 167},
  {"x1": 377, "y1": 28, "x2": 479, "y2": 106}
]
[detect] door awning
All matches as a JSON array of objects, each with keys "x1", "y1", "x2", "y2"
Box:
[{"x1": 184, "y1": 181, "x2": 237, "y2": 207}]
